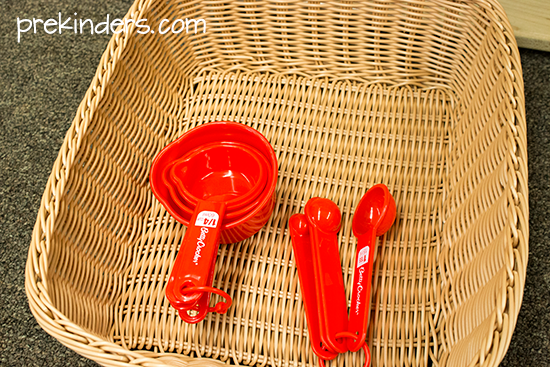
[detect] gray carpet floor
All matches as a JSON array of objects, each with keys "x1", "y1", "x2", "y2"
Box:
[{"x1": 1, "y1": 0, "x2": 549, "y2": 365}]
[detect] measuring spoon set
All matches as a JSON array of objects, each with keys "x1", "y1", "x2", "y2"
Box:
[{"x1": 290, "y1": 184, "x2": 396, "y2": 366}]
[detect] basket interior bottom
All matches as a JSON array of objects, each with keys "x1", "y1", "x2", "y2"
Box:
[{"x1": 111, "y1": 72, "x2": 453, "y2": 367}]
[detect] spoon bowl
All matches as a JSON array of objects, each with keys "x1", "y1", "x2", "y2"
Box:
[
  {"x1": 304, "y1": 197, "x2": 342, "y2": 234},
  {"x1": 352, "y1": 184, "x2": 396, "y2": 237},
  {"x1": 289, "y1": 213, "x2": 310, "y2": 236}
]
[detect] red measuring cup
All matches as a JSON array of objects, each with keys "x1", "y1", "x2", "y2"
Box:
[
  {"x1": 347, "y1": 184, "x2": 396, "y2": 352},
  {"x1": 167, "y1": 145, "x2": 273, "y2": 222},
  {"x1": 150, "y1": 122, "x2": 278, "y2": 322},
  {"x1": 151, "y1": 122, "x2": 278, "y2": 245},
  {"x1": 170, "y1": 142, "x2": 269, "y2": 212}
]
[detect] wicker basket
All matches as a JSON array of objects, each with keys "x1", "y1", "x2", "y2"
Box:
[{"x1": 25, "y1": 0, "x2": 528, "y2": 366}]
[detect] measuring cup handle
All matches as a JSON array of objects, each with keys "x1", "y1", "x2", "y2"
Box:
[
  {"x1": 166, "y1": 200, "x2": 226, "y2": 309},
  {"x1": 348, "y1": 228, "x2": 377, "y2": 352},
  {"x1": 177, "y1": 285, "x2": 232, "y2": 323}
]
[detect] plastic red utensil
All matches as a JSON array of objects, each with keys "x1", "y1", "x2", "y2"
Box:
[
  {"x1": 151, "y1": 122, "x2": 278, "y2": 245},
  {"x1": 165, "y1": 196, "x2": 227, "y2": 308},
  {"x1": 164, "y1": 142, "x2": 267, "y2": 308},
  {"x1": 167, "y1": 145, "x2": 272, "y2": 221},
  {"x1": 150, "y1": 121, "x2": 278, "y2": 323},
  {"x1": 289, "y1": 214, "x2": 339, "y2": 361},
  {"x1": 318, "y1": 344, "x2": 371, "y2": 367},
  {"x1": 347, "y1": 184, "x2": 396, "y2": 352},
  {"x1": 176, "y1": 256, "x2": 232, "y2": 323},
  {"x1": 304, "y1": 198, "x2": 349, "y2": 354},
  {"x1": 170, "y1": 142, "x2": 268, "y2": 211}
]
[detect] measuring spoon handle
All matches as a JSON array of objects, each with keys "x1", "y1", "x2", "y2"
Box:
[
  {"x1": 304, "y1": 204, "x2": 349, "y2": 354},
  {"x1": 348, "y1": 228, "x2": 377, "y2": 352},
  {"x1": 289, "y1": 214, "x2": 339, "y2": 360}
]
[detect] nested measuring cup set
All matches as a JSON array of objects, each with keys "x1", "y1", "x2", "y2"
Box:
[
  {"x1": 150, "y1": 121, "x2": 396, "y2": 363},
  {"x1": 150, "y1": 121, "x2": 278, "y2": 323}
]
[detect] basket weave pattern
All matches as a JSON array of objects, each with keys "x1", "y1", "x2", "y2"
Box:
[{"x1": 25, "y1": 1, "x2": 528, "y2": 366}]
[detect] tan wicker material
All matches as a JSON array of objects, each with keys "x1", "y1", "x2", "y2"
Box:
[{"x1": 25, "y1": 0, "x2": 528, "y2": 366}]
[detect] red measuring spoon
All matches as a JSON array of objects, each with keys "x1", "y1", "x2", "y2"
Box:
[
  {"x1": 289, "y1": 214, "x2": 339, "y2": 361},
  {"x1": 304, "y1": 198, "x2": 349, "y2": 354},
  {"x1": 347, "y1": 184, "x2": 396, "y2": 352}
]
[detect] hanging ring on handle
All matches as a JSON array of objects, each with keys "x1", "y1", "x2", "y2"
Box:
[
  {"x1": 317, "y1": 343, "x2": 371, "y2": 367},
  {"x1": 179, "y1": 285, "x2": 232, "y2": 314},
  {"x1": 335, "y1": 331, "x2": 361, "y2": 342}
]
